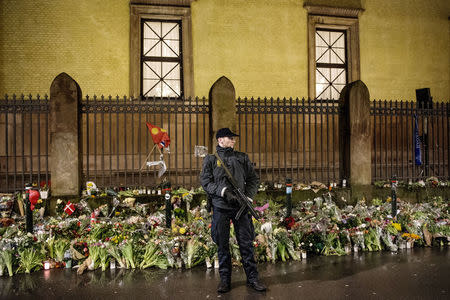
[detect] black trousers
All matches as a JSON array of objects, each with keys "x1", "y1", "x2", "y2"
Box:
[{"x1": 211, "y1": 207, "x2": 258, "y2": 283}]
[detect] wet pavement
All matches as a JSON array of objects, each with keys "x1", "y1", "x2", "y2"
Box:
[{"x1": 0, "y1": 247, "x2": 448, "y2": 299}]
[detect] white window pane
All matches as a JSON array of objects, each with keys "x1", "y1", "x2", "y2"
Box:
[
  {"x1": 162, "y1": 81, "x2": 180, "y2": 97},
  {"x1": 316, "y1": 31, "x2": 329, "y2": 46},
  {"x1": 316, "y1": 83, "x2": 328, "y2": 96},
  {"x1": 330, "y1": 32, "x2": 344, "y2": 47},
  {"x1": 331, "y1": 69, "x2": 346, "y2": 84},
  {"x1": 317, "y1": 68, "x2": 331, "y2": 82},
  {"x1": 143, "y1": 22, "x2": 160, "y2": 39},
  {"x1": 316, "y1": 47, "x2": 329, "y2": 64},
  {"x1": 163, "y1": 63, "x2": 180, "y2": 80},
  {"x1": 331, "y1": 87, "x2": 342, "y2": 100},
  {"x1": 161, "y1": 41, "x2": 179, "y2": 57},
  {"x1": 162, "y1": 23, "x2": 179, "y2": 40},
  {"x1": 143, "y1": 79, "x2": 162, "y2": 96},
  {"x1": 143, "y1": 39, "x2": 161, "y2": 56},
  {"x1": 317, "y1": 85, "x2": 331, "y2": 100},
  {"x1": 162, "y1": 62, "x2": 178, "y2": 78},
  {"x1": 330, "y1": 48, "x2": 345, "y2": 64},
  {"x1": 334, "y1": 34, "x2": 345, "y2": 48},
  {"x1": 143, "y1": 62, "x2": 162, "y2": 79}
]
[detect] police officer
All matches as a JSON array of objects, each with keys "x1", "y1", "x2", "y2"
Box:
[{"x1": 200, "y1": 128, "x2": 266, "y2": 293}]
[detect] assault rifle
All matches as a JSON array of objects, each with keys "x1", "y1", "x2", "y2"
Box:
[{"x1": 214, "y1": 153, "x2": 260, "y2": 220}]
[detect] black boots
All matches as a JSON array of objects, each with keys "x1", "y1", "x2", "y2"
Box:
[
  {"x1": 217, "y1": 280, "x2": 231, "y2": 293},
  {"x1": 247, "y1": 279, "x2": 267, "y2": 292},
  {"x1": 217, "y1": 279, "x2": 267, "y2": 293}
]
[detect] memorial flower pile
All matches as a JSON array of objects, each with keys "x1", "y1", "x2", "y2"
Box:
[{"x1": 0, "y1": 186, "x2": 448, "y2": 277}]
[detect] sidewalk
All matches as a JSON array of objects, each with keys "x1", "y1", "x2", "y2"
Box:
[{"x1": 1, "y1": 247, "x2": 448, "y2": 299}]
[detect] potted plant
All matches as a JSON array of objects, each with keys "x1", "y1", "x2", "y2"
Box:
[
  {"x1": 39, "y1": 184, "x2": 49, "y2": 199},
  {"x1": 34, "y1": 197, "x2": 46, "y2": 218}
]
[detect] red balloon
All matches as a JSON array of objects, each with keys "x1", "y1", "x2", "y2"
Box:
[{"x1": 28, "y1": 189, "x2": 40, "y2": 211}]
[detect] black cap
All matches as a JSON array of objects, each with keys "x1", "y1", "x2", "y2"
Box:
[{"x1": 216, "y1": 128, "x2": 239, "y2": 139}]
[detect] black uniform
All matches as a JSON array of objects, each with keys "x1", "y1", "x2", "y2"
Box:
[{"x1": 200, "y1": 145, "x2": 259, "y2": 284}]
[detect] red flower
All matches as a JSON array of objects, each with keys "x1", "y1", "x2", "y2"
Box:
[
  {"x1": 365, "y1": 217, "x2": 372, "y2": 222},
  {"x1": 284, "y1": 217, "x2": 296, "y2": 230}
]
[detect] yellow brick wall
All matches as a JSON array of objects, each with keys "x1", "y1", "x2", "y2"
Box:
[
  {"x1": 0, "y1": 0, "x2": 448, "y2": 100},
  {"x1": 0, "y1": 0, "x2": 129, "y2": 96},
  {"x1": 191, "y1": 0, "x2": 308, "y2": 98},
  {"x1": 359, "y1": 0, "x2": 450, "y2": 101}
]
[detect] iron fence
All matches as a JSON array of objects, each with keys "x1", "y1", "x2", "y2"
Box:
[
  {"x1": 236, "y1": 97, "x2": 340, "y2": 184},
  {"x1": 371, "y1": 100, "x2": 449, "y2": 182},
  {"x1": 0, "y1": 94, "x2": 50, "y2": 192},
  {"x1": 81, "y1": 96, "x2": 210, "y2": 189},
  {"x1": 1, "y1": 94, "x2": 449, "y2": 192}
]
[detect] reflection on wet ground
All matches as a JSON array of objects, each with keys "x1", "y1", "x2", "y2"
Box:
[{"x1": 0, "y1": 247, "x2": 448, "y2": 299}]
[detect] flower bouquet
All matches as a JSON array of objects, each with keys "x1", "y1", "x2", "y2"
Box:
[
  {"x1": 54, "y1": 239, "x2": 70, "y2": 263},
  {"x1": 182, "y1": 237, "x2": 207, "y2": 269},
  {"x1": 17, "y1": 247, "x2": 43, "y2": 274},
  {"x1": 0, "y1": 239, "x2": 15, "y2": 276},
  {"x1": 120, "y1": 240, "x2": 136, "y2": 269},
  {"x1": 140, "y1": 240, "x2": 168, "y2": 269},
  {"x1": 322, "y1": 231, "x2": 346, "y2": 256},
  {"x1": 106, "y1": 242, "x2": 126, "y2": 269}
]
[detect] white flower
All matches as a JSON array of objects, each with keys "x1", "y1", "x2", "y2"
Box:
[
  {"x1": 309, "y1": 243, "x2": 313, "y2": 247},
  {"x1": 261, "y1": 222, "x2": 273, "y2": 234}
]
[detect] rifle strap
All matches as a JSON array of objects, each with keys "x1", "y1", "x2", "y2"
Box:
[{"x1": 214, "y1": 152, "x2": 239, "y2": 188}]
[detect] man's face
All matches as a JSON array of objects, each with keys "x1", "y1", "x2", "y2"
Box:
[{"x1": 218, "y1": 136, "x2": 236, "y2": 148}]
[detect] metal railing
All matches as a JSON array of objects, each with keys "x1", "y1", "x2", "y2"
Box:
[
  {"x1": 81, "y1": 96, "x2": 210, "y2": 188},
  {"x1": 0, "y1": 94, "x2": 50, "y2": 192},
  {"x1": 371, "y1": 100, "x2": 449, "y2": 181},
  {"x1": 236, "y1": 97, "x2": 340, "y2": 184},
  {"x1": 1, "y1": 94, "x2": 449, "y2": 192}
]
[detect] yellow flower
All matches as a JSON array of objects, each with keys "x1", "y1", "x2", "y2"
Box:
[
  {"x1": 386, "y1": 197, "x2": 392, "y2": 203},
  {"x1": 172, "y1": 227, "x2": 178, "y2": 234},
  {"x1": 411, "y1": 233, "x2": 421, "y2": 240},
  {"x1": 179, "y1": 227, "x2": 186, "y2": 235},
  {"x1": 392, "y1": 223, "x2": 401, "y2": 231},
  {"x1": 115, "y1": 211, "x2": 120, "y2": 216},
  {"x1": 37, "y1": 199, "x2": 43, "y2": 204}
]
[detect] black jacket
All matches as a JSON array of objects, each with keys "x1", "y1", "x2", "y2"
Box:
[{"x1": 200, "y1": 146, "x2": 259, "y2": 210}]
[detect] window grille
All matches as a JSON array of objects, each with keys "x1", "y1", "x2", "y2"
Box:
[{"x1": 141, "y1": 20, "x2": 183, "y2": 98}]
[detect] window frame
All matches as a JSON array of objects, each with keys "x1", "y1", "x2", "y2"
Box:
[
  {"x1": 141, "y1": 19, "x2": 183, "y2": 98},
  {"x1": 315, "y1": 28, "x2": 348, "y2": 100},
  {"x1": 306, "y1": 6, "x2": 362, "y2": 100},
  {"x1": 130, "y1": 3, "x2": 194, "y2": 98}
]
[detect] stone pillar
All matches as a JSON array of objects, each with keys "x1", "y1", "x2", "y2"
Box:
[
  {"x1": 208, "y1": 76, "x2": 237, "y2": 149},
  {"x1": 339, "y1": 80, "x2": 372, "y2": 187},
  {"x1": 49, "y1": 73, "x2": 82, "y2": 196}
]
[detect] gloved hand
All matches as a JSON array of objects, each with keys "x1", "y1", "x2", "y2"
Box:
[{"x1": 224, "y1": 189, "x2": 239, "y2": 207}]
